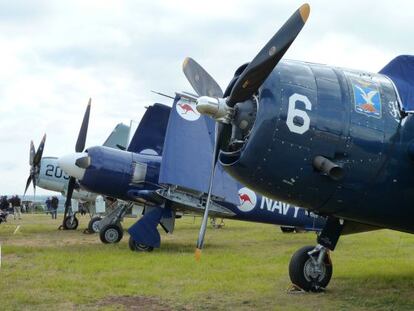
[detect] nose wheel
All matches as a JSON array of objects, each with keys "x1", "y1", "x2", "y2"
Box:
[{"x1": 289, "y1": 245, "x2": 332, "y2": 292}]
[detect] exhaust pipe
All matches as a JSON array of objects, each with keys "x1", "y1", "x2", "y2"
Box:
[{"x1": 313, "y1": 156, "x2": 344, "y2": 181}]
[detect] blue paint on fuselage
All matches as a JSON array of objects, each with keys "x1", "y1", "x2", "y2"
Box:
[
  {"x1": 79, "y1": 145, "x2": 324, "y2": 230},
  {"x1": 81, "y1": 146, "x2": 161, "y2": 202},
  {"x1": 220, "y1": 59, "x2": 414, "y2": 233}
]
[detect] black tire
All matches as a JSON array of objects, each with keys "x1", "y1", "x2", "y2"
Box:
[
  {"x1": 128, "y1": 236, "x2": 154, "y2": 252},
  {"x1": 63, "y1": 216, "x2": 79, "y2": 230},
  {"x1": 281, "y1": 226, "x2": 295, "y2": 233},
  {"x1": 99, "y1": 224, "x2": 123, "y2": 244},
  {"x1": 289, "y1": 245, "x2": 332, "y2": 292},
  {"x1": 88, "y1": 216, "x2": 102, "y2": 233}
]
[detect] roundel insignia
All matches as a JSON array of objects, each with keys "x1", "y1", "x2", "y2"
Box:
[
  {"x1": 237, "y1": 187, "x2": 257, "y2": 212},
  {"x1": 176, "y1": 99, "x2": 200, "y2": 121},
  {"x1": 139, "y1": 149, "x2": 158, "y2": 156}
]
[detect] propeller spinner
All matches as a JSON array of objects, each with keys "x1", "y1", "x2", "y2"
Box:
[{"x1": 182, "y1": 3, "x2": 311, "y2": 260}]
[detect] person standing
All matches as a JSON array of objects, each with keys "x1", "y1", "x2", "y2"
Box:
[
  {"x1": 45, "y1": 197, "x2": 51, "y2": 215},
  {"x1": 51, "y1": 196, "x2": 58, "y2": 219},
  {"x1": 0, "y1": 196, "x2": 8, "y2": 211},
  {"x1": 11, "y1": 195, "x2": 22, "y2": 220}
]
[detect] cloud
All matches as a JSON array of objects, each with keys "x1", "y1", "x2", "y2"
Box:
[{"x1": 0, "y1": 0, "x2": 413, "y2": 194}]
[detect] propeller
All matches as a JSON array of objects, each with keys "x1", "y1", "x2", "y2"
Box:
[
  {"x1": 227, "y1": 3, "x2": 310, "y2": 106},
  {"x1": 61, "y1": 98, "x2": 91, "y2": 229},
  {"x1": 182, "y1": 57, "x2": 223, "y2": 98},
  {"x1": 182, "y1": 3, "x2": 310, "y2": 260},
  {"x1": 24, "y1": 134, "x2": 47, "y2": 197}
]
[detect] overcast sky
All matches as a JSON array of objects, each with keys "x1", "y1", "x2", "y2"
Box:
[{"x1": 0, "y1": 0, "x2": 412, "y2": 195}]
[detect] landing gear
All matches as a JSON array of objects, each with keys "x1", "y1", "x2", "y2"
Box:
[
  {"x1": 100, "y1": 224, "x2": 123, "y2": 244},
  {"x1": 88, "y1": 216, "x2": 102, "y2": 233},
  {"x1": 280, "y1": 226, "x2": 295, "y2": 233},
  {"x1": 97, "y1": 202, "x2": 132, "y2": 244},
  {"x1": 63, "y1": 215, "x2": 79, "y2": 230},
  {"x1": 289, "y1": 245, "x2": 332, "y2": 292},
  {"x1": 128, "y1": 236, "x2": 154, "y2": 252},
  {"x1": 289, "y1": 217, "x2": 344, "y2": 292}
]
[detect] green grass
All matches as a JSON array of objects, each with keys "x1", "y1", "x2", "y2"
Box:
[{"x1": 1, "y1": 214, "x2": 414, "y2": 310}]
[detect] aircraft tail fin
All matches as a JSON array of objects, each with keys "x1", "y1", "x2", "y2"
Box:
[
  {"x1": 102, "y1": 123, "x2": 130, "y2": 150},
  {"x1": 127, "y1": 103, "x2": 171, "y2": 155},
  {"x1": 380, "y1": 55, "x2": 414, "y2": 112}
]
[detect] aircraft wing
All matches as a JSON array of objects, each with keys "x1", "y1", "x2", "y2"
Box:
[{"x1": 159, "y1": 94, "x2": 239, "y2": 206}]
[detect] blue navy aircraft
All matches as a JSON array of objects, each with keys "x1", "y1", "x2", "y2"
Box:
[
  {"x1": 24, "y1": 101, "x2": 132, "y2": 231},
  {"x1": 57, "y1": 97, "x2": 324, "y2": 251},
  {"x1": 180, "y1": 3, "x2": 414, "y2": 291}
]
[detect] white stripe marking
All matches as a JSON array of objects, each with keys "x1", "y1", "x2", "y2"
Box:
[{"x1": 13, "y1": 225, "x2": 20, "y2": 235}]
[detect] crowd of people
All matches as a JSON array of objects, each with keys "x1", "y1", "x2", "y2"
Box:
[
  {"x1": 0, "y1": 195, "x2": 60, "y2": 222},
  {"x1": 0, "y1": 195, "x2": 23, "y2": 220}
]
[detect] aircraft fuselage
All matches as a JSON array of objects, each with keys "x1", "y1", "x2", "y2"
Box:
[{"x1": 220, "y1": 59, "x2": 414, "y2": 233}]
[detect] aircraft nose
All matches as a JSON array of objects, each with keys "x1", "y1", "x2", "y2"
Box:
[{"x1": 58, "y1": 152, "x2": 88, "y2": 180}]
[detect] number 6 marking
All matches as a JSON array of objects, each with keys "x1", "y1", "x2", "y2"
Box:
[{"x1": 286, "y1": 93, "x2": 312, "y2": 134}]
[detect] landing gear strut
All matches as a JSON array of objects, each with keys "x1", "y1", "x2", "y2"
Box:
[{"x1": 289, "y1": 217, "x2": 343, "y2": 291}]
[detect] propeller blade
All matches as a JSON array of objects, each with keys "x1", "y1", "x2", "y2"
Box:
[
  {"x1": 195, "y1": 123, "x2": 223, "y2": 260},
  {"x1": 183, "y1": 57, "x2": 223, "y2": 98},
  {"x1": 33, "y1": 173, "x2": 37, "y2": 194},
  {"x1": 227, "y1": 3, "x2": 310, "y2": 106},
  {"x1": 29, "y1": 141, "x2": 35, "y2": 166},
  {"x1": 33, "y1": 134, "x2": 46, "y2": 166},
  {"x1": 23, "y1": 175, "x2": 32, "y2": 196},
  {"x1": 75, "y1": 98, "x2": 91, "y2": 153}
]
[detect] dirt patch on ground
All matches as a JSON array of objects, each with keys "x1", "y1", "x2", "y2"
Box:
[
  {"x1": 95, "y1": 296, "x2": 189, "y2": 311},
  {"x1": 2, "y1": 253, "x2": 21, "y2": 264},
  {"x1": 2, "y1": 232, "x2": 100, "y2": 248}
]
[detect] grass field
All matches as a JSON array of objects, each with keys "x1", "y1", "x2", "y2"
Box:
[{"x1": 1, "y1": 214, "x2": 414, "y2": 310}]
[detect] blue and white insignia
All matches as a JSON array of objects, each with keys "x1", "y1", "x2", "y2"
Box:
[{"x1": 351, "y1": 78, "x2": 382, "y2": 118}]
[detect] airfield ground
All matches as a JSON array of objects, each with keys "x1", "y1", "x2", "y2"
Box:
[{"x1": 0, "y1": 214, "x2": 414, "y2": 310}]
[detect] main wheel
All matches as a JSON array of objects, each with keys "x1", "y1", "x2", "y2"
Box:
[
  {"x1": 63, "y1": 216, "x2": 79, "y2": 230},
  {"x1": 99, "y1": 224, "x2": 123, "y2": 244},
  {"x1": 128, "y1": 236, "x2": 154, "y2": 252},
  {"x1": 289, "y1": 245, "x2": 332, "y2": 292},
  {"x1": 88, "y1": 216, "x2": 102, "y2": 233},
  {"x1": 281, "y1": 226, "x2": 295, "y2": 233}
]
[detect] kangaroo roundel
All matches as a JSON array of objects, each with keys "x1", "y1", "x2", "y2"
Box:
[
  {"x1": 237, "y1": 187, "x2": 257, "y2": 212},
  {"x1": 176, "y1": 99, "x2": 200, "y2": 121}
]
